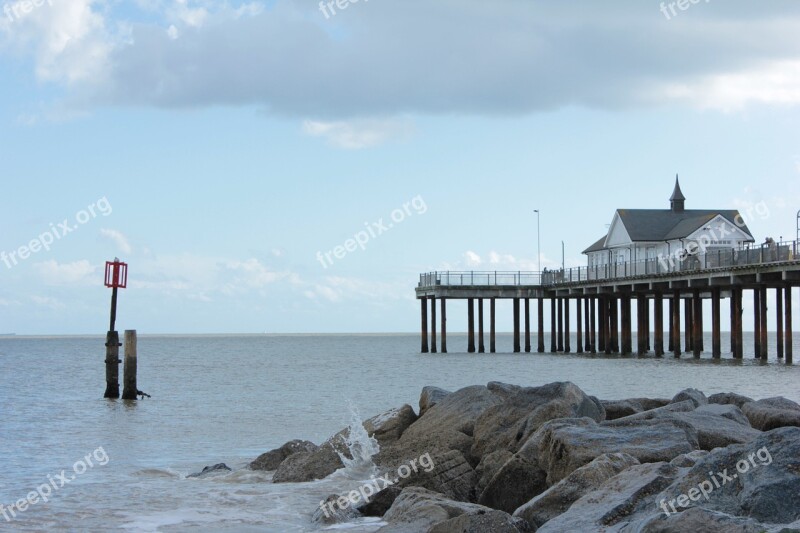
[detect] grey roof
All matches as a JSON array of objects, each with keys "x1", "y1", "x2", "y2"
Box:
[
  {"x1": 582, "y1": 209, "x2": 755, "y2": 254},
  {"x1": 670, "y1": 177, "x2": 686, "y2": 201}
]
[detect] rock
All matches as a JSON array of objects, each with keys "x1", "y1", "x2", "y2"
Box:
[
  {"x1": 475, "y1": 450, "x2": 514, "y2": 494},
  {"x1": 513, "y1": 452, "x2": 640, "y2": 528},
  {"x1": 639, "y1": 507, "x2": 769, "y2": 532},
  {"x1": 471, "y1": 382, "x2": 606, "y2": 459},
  {"x1": 402, "y1": 385, "x2": 504, "y2": 443},
  {"x1": 669, "y1": 450, "x2": 709, "y2": 468},
  {"x1": 249, "y1": 440, "x2": 318, "y2": 471},
  {"x1": 420, "y1": 386, "x2": 452, "y2": 417},
  {"x1": 608, "y1": 403, "x2": 761, "y2": 451},
  {"x1": 428, "y1": 509, "x2": 531, "y2": 533},
  {"x1": 376, "y1": 428, "x2": 474, "y2": 471},
  {"x1": 378, "y1": 487, "x2": 517, "y2": 533},
  {"x1": 654, "y1": 427, "x2": 800, "y2": 525},
  {"x1": 312, "y1": 494, "x2": 361, "y2": 525},
  {"x1": 478, "y1": 453, "x2": 548, "y2": 514},
  {"x1": 601, "y1": 398, "x2": 671, "y2": 420},
  {"x1": 708, "y1": 392, "x2": 755, "y2": 410},
  {"x1": 359, "y1": 485, "x2": 403, "y2": 517},
  {"x1": 536, "y1": 462, "x2": 682, "y2": 532},
  {"x1": 364, "y1": 405, "x2": 418, "y2": 447},
  {"x1": 393, "y1": 450, "x2": 477, "y2": 503},
  {"x1": 272, "y1": 436, "x2": 346, "y2": 483},
  {"x1": 531, "y1": 417, "x2": 698, "y2": 485},
  {"x1": 672, "y1": 388, "x2": 708, "y2": 408},
  {"x1": 742, "y1": 397, "x2": 800, "y2": 431},
  {"x1": 603, "y1": 400, "x2": 698, "y2": 424},
  {"x1": 187, "y1": 463, "x2": 231, "y2": 478}
]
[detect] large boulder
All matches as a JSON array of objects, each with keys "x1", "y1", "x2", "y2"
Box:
[
  {"x1": 272, "y1": 437, "x2": 346, "y2": 483},
  {"x1": 708, "y1": 392, "x2": 755, "y2": 410},
  {"x1": 536, "y1": 462, "x2": 683, "y2": 532},
  {"x1": 376, "y1": 428, "x2": 474, "y2": 471},
  {"x1": 359, "y1": 485, "x2": 403, "y2": 517},
  {"x1": 742, "y1": 397, "x2": 800, "y2": 431},
  {"x1": 187, "y1": 463, "x2": 231, "y2": 478},
  {"x1": 428, "y1": 509, "x2": 531, "y2": 533},
  {"x1": 654, "y1": 427, "x2": 800, "y2": 525},
  {"x1": 470, "y1": 382, "x2": 605, "y2": 459},
  {"x1": 392, "y1": 450, "x2": 478, "y2": 503},
  {"x1": 249, "y1": 440, "x2": 318, "y2": 471},
  {"x1": 607, "y1": 403, "x2": 761, "y2": 451},
  {"x1": 513, "y1": 452, "x2": 640, "y2": 529},
  {"x1": 478, "y1": 453, "x2": 548, "y2": 513},
  {"x1": 312, "y1": 494, "x2": 361, "y2": 525},
  {"x1": 377, "y1": 487, "x2": 523, "y2": 533},
  {"x1": 602, "y1": 400, "x2": 697, "y2": 424},
  {"x1": 420, "y1": 386, "x2": 452, "y2": 417},
  {"x1": 601, "y1": 398, "x2": 671, "y2": 420},
  {"x1": 530, "y1": 417, "x2": 698, "y2": 484},
  {"x1": 475, "y1": 450, "x2": 514, "y2": 494},
  {"x1": 638, "y1": 507, "x2": 769, "y2": 533},
  {"x1": 671, "y1": 388, "x2": 708, "y2": 408},
  {"x1": 364, "y1": 405, "x2": 418, "y2": 447}
]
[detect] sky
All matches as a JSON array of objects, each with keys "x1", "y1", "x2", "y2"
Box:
[{"x1": 1, "y1": 0, "x2": 800, "y2": 335}]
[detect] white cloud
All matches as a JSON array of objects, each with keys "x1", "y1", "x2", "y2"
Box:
[
  {"x1": 34, "y1": 259, "x2": 96, "y2": 285},
  {"x1": 100, "y1": 228, "x2": 133, "y2": 254},
  {"x1": 302, "y1": 119, "x2": 413, "y2": 149},
  {"x1": 0, "y1": 298, "x2": 20, "y2": 306},
  {"x1": 464, "y1": 251, "x2": 482, "y2": 266}
]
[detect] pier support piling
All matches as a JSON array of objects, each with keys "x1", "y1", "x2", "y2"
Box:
[
  {"x1": 785, "y1": 287, "x2": 793, "y2": 363},
  {"x1": 537, "y1": 298, "x2": 545, "y2": 353},
  {"x1": 621, "y1": 295, "x2": 632, "y2": 355},
  {"x1": 524, "y1": 298, "x2": 531, "y2": 353},
  {"x1": 490, "y1": 298, "x2": 496, "y2": 353},
  {"x1": 754, "y1": 289, "x2": 761, "y2": 358},
  {"x1": 421, "y1": 299, "x2": 429, "y2": 353},
  {"x1": 467, "y1": 298, "x2": 475, "y2": 353},
  {"x1": 672, "y1": 291, "x2": 682, "y2": 357},
  {"x1": 777, "y1": 288, "x2": 784, "y2": 359},
  {"x1": 760, "y1": 286, "x2": 768, "y2": 359},
  {"x1": 478, "y1": 299, "x2": 485, "y2": 353},
  {"x1": 684, "y1": 298, "x2": 693, "y2": 353},
  {"x1": 104, "y1": 330, "x2": 120, "y2": 399},
  {"x1": 610, "y1": 298, "x2": 619, "y2": 353},
  {"x1": 654, "y1": 292, "x2": 664, "y2": 357},
  {"x1": 732, "y1": 288, "x2": 743, "y2": 359},
  {"x1": 564, "y1": 298, "x2": 571, "y2": 353},
  {"x1": 513, "y1": 298, "x2": 521, "y2": 353},
  {"x1": 441, "y1": 298, "x2": 447, "y2": 354},
  {"x1": 712, "y1": 288, "x2": 721, "y2": 358},
  {"x1": 590, "y1": 297, "x2": 596, "y2": 353},
  {"x1": 636, "y1": 295, "x2": 647, "y2": 355},
  {"x1": 550, "y1": 298, "x2": 557, "y2": 353},
  {"x1": 431, "y1": 297, "x2": 437, "y2": 353},
  {"x1": 693, "y1": 290, "x2": 702, "y2": 358},
  {"x1": 557, "y1": 298, "x2": 564, "y2": 352},
  {"x1": 577, "y1": 297, "x2": 583, "y2": 353}
]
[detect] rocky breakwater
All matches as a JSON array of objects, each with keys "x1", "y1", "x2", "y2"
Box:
[{"x1": 248, "y1": 382, "x2": 800, "y2": 532}]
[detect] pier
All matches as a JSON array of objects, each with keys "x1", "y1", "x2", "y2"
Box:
[{"x1": 416, "y1": 241, "x2": 799, "y2": 361}]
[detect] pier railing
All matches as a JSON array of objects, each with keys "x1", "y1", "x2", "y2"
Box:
[{"x1": 419, "y1": 239, "x2": 799, "y2": 288}]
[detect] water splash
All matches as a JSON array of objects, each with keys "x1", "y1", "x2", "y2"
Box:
[{"x1": 336, "y1": 401, "x2": 380, "y2": 475}]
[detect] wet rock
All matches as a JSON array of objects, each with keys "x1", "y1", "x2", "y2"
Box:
[
  {"x1": 671, "y1": 388, "x2": 708, "y2": 408},
  {"x1": 364, "y1": 404, "x2": 418, "y2": 447},
  {"x1": 312, "y1": 493, "x2": 361, "y2": 525},
  {"x1": 639, "y1": 507, "x2": 769, "y2": 533},
  {"x1": 601, "y1": 398, "x2": 671, "y2": 420},
  {"x1": 669, "y1": 450, "x2": 709, "y2": 468},
  {"x1": 272, "y1": 436, "x2": 346, "y2": 483},
  {"x1": 420, "y1": 386, "x2": 452, "y2": 417},
  {"x1": 742, "y1": 397, "x2": 800, "y2": 431},
  {"x1": 187, "y1": 463, "x2": 231, "y2": 478},
  {"x1": 393, "y1": 449, "x2": 477, "y2": 503},
  {"x1": 250, "y1": 440, "x2": 318, "y2": 471},
  {"x1": 359, "y1": 485, "x2": 403, "y2": 517},
  {"x1": 475, "y1": 449, "x2": 514, "y2": 494},
  {"x1": 470, "y1": 382, "x2": 605, "y2": 459},
  {"x1": 478, "y1": 454, "x2": 548, "y2": 513},
  {"x1": 708, "y1": 392, "x2": 755, "y2": 410},
  {"x1": 428, "y1": 509, "x2": 531, "y2": 533},
  {"x1": 513, "y1": 452, "x2": 640, "y2": 529},
  {"x1": 603, "y1": 400, "x2": 697, "y2": 424}
]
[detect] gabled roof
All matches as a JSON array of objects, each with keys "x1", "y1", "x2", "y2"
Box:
[{"x1": 583, "y1": 209, "x2": 755, "y2": 254}]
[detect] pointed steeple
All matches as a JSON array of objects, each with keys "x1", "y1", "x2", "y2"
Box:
[{"x1": 670, "y1": 175, "x2": 685, "y2": 213}]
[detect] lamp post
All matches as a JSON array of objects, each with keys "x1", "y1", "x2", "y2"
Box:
[{"x1": 534, "y1": 210, "x2": 541, "y2": 275}]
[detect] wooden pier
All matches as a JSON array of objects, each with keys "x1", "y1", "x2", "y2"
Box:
[{"x1": 416, "y1": 241, "x2": 799, "y2": 361}]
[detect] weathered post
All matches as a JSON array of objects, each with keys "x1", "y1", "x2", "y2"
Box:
[
  {"x1": 513, "y1": 298, "x2": 521, "y2": 353},
  {"x1": 537, "y1": 298, "x2": 545, "y2": 353},
  {"x1": 684, "y1": 298, "x2": 693, "y2": 352},
  {"x1": 103, "y1": 259, "x2": 128, "y2": 399},
  {"x1": 759, "y1": 286, "x2": 768, "y2": 359},
  {"x1": 490, "y1": 298, "x2": 496, "y2": 353},
  {"x1": 564, "y1": 298, "x2": 571, "y2": 353},
  {"x1": 610, "y1": 298, "x2": 619, "y2": 353},
  {"x1": 557, "y1": 298, "x2": 564, "y2": 352},
  {"x1": 654, "y1": 292, "x2": 664, "y2": 356},
  {"x1": 576, "y1": 297, "x2": 583, "y2": 353},
  {"x1": 478, "y1": 298, "x2": 485, "y2": 353},
  {"x1": 754, "y1": 289, "x2": 761, "y2": 358},
  {"x1": 441, "y1": 298, "x2": 447, "y2": 354},
  {"x1": 420, "y1": 298, "x2": 429, "y2": 353},
  {"x1": 550, "y1": 298, "x2": 557, "y2": 352},
  {"x1": 672, "y1": 291, "x2": 681, "y2": 357},
  {"x1": 589, "y1": 297, "x2": 596, "y2": 353},
  {"x1": 693, "y1": 290, "x2": 702, "y2": 358},
  {"x1": 712, "y1": 288, "x2": 721, "y2": 358},
  {"x1": 732, "y1": 287, "x2": 744, "y2": 359},
  {"x1": 430, "y1": 296, "x2": 437, "y2": 353},
  {"x1": 776, "y1": 287, "x2": 784, "y2": 359},
  {"x1": 467, "y1": 298, "x2": 475, "y2": 353},
  {"x1": 785, "y1": 287, "x2": 793, "y2": 363},
  {"x1": 122, "y1": 330, "x2": 138, "y2": 400},
  {"x1": 621, "y1": 295, "x2": 632, "y2": 354},
  {"x1": 524, "y1": 298, "x2": 531, "y2": 353}
]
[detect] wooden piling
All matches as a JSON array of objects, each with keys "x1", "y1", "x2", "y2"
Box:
[
  {"x1": 732, "y1": 287, "x2": 744, "y2": 359},
  {"x1": 104, "y1": 330, "x2": 120, "y2": 399},
  {"x1": 621, "y1": 295, "x2": 632, "y2": 354},
  {"x1": 598, "y1": 297, "x2": 607, "y2": 353},
  {"x1": 759, "y1": 286, "x2": 768, "y2": 359},
  {"x1": 431, "y1": 297, "x2": 437, "y2": 353},
  {"x1": 672, "y1": 291, "x2": 682, "y2": 357},
  {"x1": 564, "y1": 298, "x2": 571, "y2": 353},
  {"x1": 557, "y1": 298, "x2": 564, "y2": 352},
  {"x1": 121, "y1": 330, "x2": 138, "y2": 400},
  {"x1": 490, "y1": 298, "x2": 496, "y2": 353},
  {"x1": 785, "y1": 287, "x2": 793, "y2": 363},
  {"x1": 467, "y1": 298, "x2": 475, "y2": 353},
  {"x1": 712, "y1": 288, "x2": 721, "y2": 358},
  {"x1": 537, "y1": 298, "x2": 545, "y2": 353},
  {"x1": 420, "y1": 299, "x2": 429, "y2": 353},
  {"x1": 668, "y1": 298, "x2": 674, "y2": 352},
  {"x1": 478, "y1": 298, "x2": 485, "y2": 353},
  {"x1": 776, "y1": 288, "x2": 784, "y2": 359},
  {"x1": 551, "y1": 298, "x2": 557, "y2": 353},
  {"x1": 576, "y1": 297, "x2": 583, "y2": 353},
  {"x1": 513, "y1": 298, "x2": 521, "y2": 353},
  {"x1": 684, "y1": 298, "x2": 693, "y2": 352},
  {"x1": 654, "y1": 292, "x2": 664, "y2": 356},
  {"x1": 636, "y1": 295, "x2": 646, "y2": 355},
  {"x1": 610, "y1": 298, "x2": 619, "y2": 353},
  {"x1": 441, "y1": 298, "x2": 447, "y2": 354},
  {"x1": 693, "y1": 290, "x2": 702, "y2": 357},
  {"x1": 754, "y1": 288, "x2": 761, "y2": 358},
  {"x1": 524, "y1": 298, "x2": 531, "y2": 353},
  {"x1": 590, "y1": 297, "x2": 597, "y2": 353}
]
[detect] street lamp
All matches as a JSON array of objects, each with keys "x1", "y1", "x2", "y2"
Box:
[{"x1": 534, "y1": 210, "x2": 541, "y2": 274}]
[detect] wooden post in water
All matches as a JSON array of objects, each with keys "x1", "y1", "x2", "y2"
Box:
[
  {"x1": 732, "y1": 287, "x2": 743, "y2": 359},
  {"x1": 513, "y1": 298, "x2": 521, "y2": 353},
  {"x1": 590, "y1": 297, "x2": 596, "y2": 353},
  {"x1": 441, "y1": 298, "x2": 447, "y2": 354},
  {"x1": 636, "y1": 294, "x2": 646, "y2": 355},
  {"x1": 759, "y1": 286, "x2": 768, "y2": 359},
  {"x1": 420, "y1": 299, "x2": 429, "y2": 353},
  {"x1": 467, "y1": 298, "x2": 475, "y2": 353},
  {"x1": 490, "y1": 298, "x2": 496, "y2": 353},
  {"x1": 610, "y1": 298, "x2": 619, "y2": 353},
  {"x1": 537, "y1": 298, "x2": 545, "y2": 353},
  {"x1": 104, "y1": 330, "x2": 120, "y2": 399},
  {"x1": 668, "y1": 298, "x2": 674, "y2": 352},
  {"x1": 557, "y1": 298, "x2": 564, "y2": 352},
  {"x1": 776, "y1": 288, "x2": 784, "y2": 359},
  {"x1": 564, "y1": 298, "x2": 571, "y2": 353},
  {"x1": 785, "y1": 287, "x2": 793, "y2": 363},
  {"x1": 621, "y1": 295, "x2": 632, "y2": 354},
  {"x1": 712, "y1": 288, "x2": 721, "y2": 358},
  {"x1": 550, "y1": 298, "x2": 557, "y2": 352},
  {"x1": 693, "y1": 290, "x2": 702, "y2": 358},
  {"x1": 430, "y1": 297, "x2": 437, "y2": 353},
  {"x1": 754, "y1": 289, "x2": 761, "y2": 358},
  {"x1": 654, "y1": 292, "x2": 664, "y2": 356},
  {"x1": 672, "y1": 291, "x2": 682, "y2": 357},
  {"x1": 576, "y1": 297, "x2": 583, "y2": 353},
  {"x1": 524, "y1": 298, "x2": 531, "y2": 353},
  {"x1": 598, "y1": 297, "x2": 607, "y2": 353},
  {"x1": 684, "y1": 298, "x2": 693, "y2": 352},
  {"x1": 121, "y1": 330, "x2": 138, "y2": 400},
  {"x1": 478, "y1": 298, "x2": 485, "y2": 353}
]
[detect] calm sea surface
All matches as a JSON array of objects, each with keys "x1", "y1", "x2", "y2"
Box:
[{"x1": 1, "y1": 334, "x2": 798, "y2": 532}]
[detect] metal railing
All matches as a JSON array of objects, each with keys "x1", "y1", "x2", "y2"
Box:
[{"x1": 419, "y1": 240, "x2": 800, "y2": 289}]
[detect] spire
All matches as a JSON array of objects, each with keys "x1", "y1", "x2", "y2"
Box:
[{"x1": 670, "y1": 174, "x2": 685, "y2": 213}]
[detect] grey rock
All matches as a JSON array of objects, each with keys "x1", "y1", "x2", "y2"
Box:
[
  {"x1": 420, "y1": 386, "x2": 452, "y2": 417},
  {"x1": 475, "y1": 449, "x2": 514, "y2": 494},
  {"x1": 531, "y1": 417, "x2": 698, "y2": 485},
  {"x1": 364, "y1": 404, "x2": 418, "y2": 447},
  {"x1": 478, "y1": 453, "x2": 548, "y2": 514},
  {"x1": 602, "y1": 400, "x2": 698, "y2": 424},
  {"x1": 359, "y1": 485, "x2": 403, "y2": 517},
  {"x1": 672, "y1": 388, "x2": 709, "y2": 408},
  {"x1": 376, "y1": 428, "x2": 474, "y2": 471},
  {"x1": 669, "y1": 450, "x2": 710, "y2": 468},
  {"x1": 536, "y1": 462, "x2": 682, "y2": 532},
  {"x1": 601, "y1": 398, "x2": 671, "y2": 420},
  {"x1": 639, "y1": 506, "x2": 768, "y2": 533},
  {"x1": 742, "y1": 397, "x2": 800, "y2": 431},
  {"x1": 708, "y1": 392, "x2": 755, "y2": 410},
  {"x1": 392, "y1": 449, "x2": 478, "y2": 503},
  {"x1": 428, "y1": 509, "x2": 531, "y2": 533},
  {"x1": 249, "y1": 440, "x2": 318, "y2": 471},
  {"x1": 312, "y1": 494, "x2": 361, "y2": 525},
  {"x1": 187, "y1": 463, "x2": 231, "y2": 478},
  {"x1": 272, "y1": 435, "x2": 346, "y2": 483},
  {"x1": 513, "y1": 452, "x2": 640, "y2": 528},
  {"x1": 471, "y1": 382, "x2": 606, "y2": 460}
]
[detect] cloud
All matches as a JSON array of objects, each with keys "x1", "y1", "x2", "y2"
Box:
[
  {"x1": 302, "y1": 119, "x2": 413, "y2": 149},
  {"x1": 100, "y1": 228, "x2": 133, "y2": 254},
  {"x1": 31, "y1": 295, "x2": 65, "y2": 310},
  {"x1": 34, "y1": 259, "x2": 96, "y2": 285}
]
